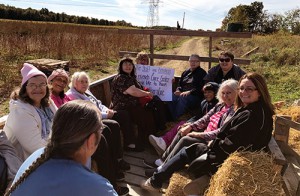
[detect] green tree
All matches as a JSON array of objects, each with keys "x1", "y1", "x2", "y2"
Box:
[{"x1": 222, "y1": 1, "x2": 264, "y2": 32}]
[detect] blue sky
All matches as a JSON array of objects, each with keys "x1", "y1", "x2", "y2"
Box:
[{"x1": 0, "y1": 0, "x2": 299, "y2": 30}]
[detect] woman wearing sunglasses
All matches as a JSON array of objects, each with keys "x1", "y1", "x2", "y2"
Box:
[{"x1": 204, "y1": 51, "x2": 246, "y2": 84}]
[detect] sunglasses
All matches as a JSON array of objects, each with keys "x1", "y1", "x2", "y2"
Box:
[{"x1": 219, "y1": 58, "x2": 231, "y2": 62}]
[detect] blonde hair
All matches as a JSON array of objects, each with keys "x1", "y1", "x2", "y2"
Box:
[{"x1": 69, "y1": 71, "x2": 90, "y2": 89}]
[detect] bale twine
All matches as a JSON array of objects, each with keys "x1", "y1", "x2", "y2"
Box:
[
  {"x1": 165, "y1": 171, "x2": 191, "y2": 196},
  {"x1": 205, "y1": 151, "x2": 284, "y2": 196}
]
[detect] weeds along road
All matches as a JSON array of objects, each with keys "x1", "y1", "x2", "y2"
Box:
[{"x1": 154, "y1": 37, "x2": 209, "y2": 76}]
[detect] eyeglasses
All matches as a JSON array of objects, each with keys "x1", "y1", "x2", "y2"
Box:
[
  {"x1": 238, "y1": 86, "x2": 257, "y2": 93},
  {"x1": 27, "y1": 83, "x2": 47, "y2": 90},
  {"x1": 219, "y1": 58, "x2": 231, "y2": 62}
]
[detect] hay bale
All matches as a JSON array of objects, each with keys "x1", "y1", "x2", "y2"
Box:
[
  {"x1": 206, "y1": 151, "x2": 284, "y2": 196},
  {"x1": 165, "y1": 171, "x2": 191, "y2": 196}
]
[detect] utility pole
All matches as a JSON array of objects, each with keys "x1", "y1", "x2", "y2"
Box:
[
  {"x1": 182, "y1": 12, "x2": 185, "y2": 29},
  {"x1": 146, "y1": 0, "x2": 160, "y2": 27}
]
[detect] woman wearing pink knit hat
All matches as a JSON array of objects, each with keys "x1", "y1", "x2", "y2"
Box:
[
  {"x1": 48, "y1": 69, "x2": 71, "y2": 108},
  {"x1": 3, "y1": 63, "x2": 57, "y2": 161}
]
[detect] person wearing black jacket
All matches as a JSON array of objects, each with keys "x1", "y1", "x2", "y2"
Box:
[
  {"x1": 168, "y1": 54, "x2": 207, "y2": 120},
  {"x1": 141, "y1": 72, "x2": 275, "y2": 192}
]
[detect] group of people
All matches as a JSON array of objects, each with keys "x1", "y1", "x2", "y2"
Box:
[
  {"x1": 140, "y1": 52, "x2": 275, "y2": 195},
  {"x1": 0, "y1": 50, "x2": 276, "y2": 196}
]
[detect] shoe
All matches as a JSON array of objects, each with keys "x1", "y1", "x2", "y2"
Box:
[
  {"x1": 115, "y1": 185, "x2": 129, "y2": 196},
  {"x1": 118, "y1": 159, "x2": 130, "y2": 171},
  {"x1": 140, "y1": 178, "x2": 160, "y2": 192},
  {"x1": 145, "y1": 168, "x2": 157, "y2": 177},
  {"x1": 143, "y1": 159, "x2": 157, "y2": 169},
  {"x1": 149, "y1": 135, "x2": 166, "y2": 156},
  {"x1": 116, "y1": 171, "x2": 125, "y2": 182},
  {"x1": 183, "y1": 175, "x2": 210, "y2": 196}
]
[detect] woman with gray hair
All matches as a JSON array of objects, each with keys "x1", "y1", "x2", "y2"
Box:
[
  {"x1": 168, "y1": 54, "x2": 207, "y2": 120},
  {"x1": 145, "y1": 79, "x2": 238, "y2": 172}
]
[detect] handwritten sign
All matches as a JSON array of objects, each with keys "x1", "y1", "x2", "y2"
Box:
[{"x1": 136, "y1": 64, "x2": 175, "y2": 101}]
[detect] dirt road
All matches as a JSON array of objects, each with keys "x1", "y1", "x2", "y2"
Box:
[{"x1": 154, "y1": 37, "x2": 209, "y2": 76}]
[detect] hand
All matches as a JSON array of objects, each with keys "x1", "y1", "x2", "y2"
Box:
[
  {"x1": 187, "y1": 132, "x2": 205, "y2": 139},
  {"x1": 147, "y1": 91, "x2": 154, "y2": 98},
  {"x1": 180, "y1": 91, "x2": 191, "y2": 97},
  {"x1": 107, "y1": 109, "x2": 115, "y2": 118},
  {"x1": 179, "y1": 125, "x2": 192, "y2": 136},
  {"x1": 177, "y1": 122, "x2": 191, "y2": 131},
  {"x1": 174, "y1": 91, "x2": 181, "y2": 96}
]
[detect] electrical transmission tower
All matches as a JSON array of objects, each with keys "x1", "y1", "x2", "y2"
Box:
[{"x1": 146, "y1": 0, "x2": 160, "y2": 27}]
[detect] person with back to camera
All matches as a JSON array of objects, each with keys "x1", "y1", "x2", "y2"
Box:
[
  {"x1": 111, "y1": 57, "x2": 157, "y2": 151},
  {"x1": 141, "y1": 72, "x2": 275, "y2": 195},
  {"x1": 168, "y1": 54, "x2": 207, "y2": 120},
  {"x1": 204, "y1": 51, "x2": 246, "y2": 84},
  {"x1": 4, "y1": 63, "x2": 57, "y2": 161},
  {"x1": 5, "y1": 100, "x2": 118, "y2": 196},
  {"x1": 47, "y1": 68, "x2": 71, "y2": 108}
]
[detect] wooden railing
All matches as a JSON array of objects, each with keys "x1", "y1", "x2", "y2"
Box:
[
  {"x1": 272, "y1": 115, "x2": 300, "y2": 196},
  {"x1": 118, "y1": 29, "x2": 252, "y2": 68}
]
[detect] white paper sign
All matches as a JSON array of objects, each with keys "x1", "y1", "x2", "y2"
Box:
[{"x1": 135, "y1": 64, "x2": 175, "y2": 101}]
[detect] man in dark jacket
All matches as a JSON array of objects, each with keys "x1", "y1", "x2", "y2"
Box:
[
  {"x1": 204, "y1": 51, "x2": 246, "y2": 84},
  {"x1": 168, "y1": 54, "x2": 207, "y2": 120}
]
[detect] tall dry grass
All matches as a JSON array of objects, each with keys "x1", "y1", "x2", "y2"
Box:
[{"x1": 0, "y1": 19, "x2": 184, "y2": 109}]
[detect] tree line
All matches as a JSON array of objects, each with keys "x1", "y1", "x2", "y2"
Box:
[
  {"x1": 221, "y1": 1, "x2": 300, "y2": 34},
  {"x1": 0, "y1": 4, "x2": 133, "y2": 27}
]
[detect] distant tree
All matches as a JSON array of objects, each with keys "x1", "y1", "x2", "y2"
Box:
[
  {"x1": 284, "y1": 8, "x2": 300, "y2": 34},
  {"x1": 222, "y1": 1, "x2": 264, "y2": 32},
  {"x1": 0, "y1": 4, "x2": 133, "y2": 27}
]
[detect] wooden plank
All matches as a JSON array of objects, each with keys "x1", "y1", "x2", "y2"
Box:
[
  {"x1": 119, "y1": 51, "x2": 251, "y2": 65},
  {"x1": 241, "y1": 46, "x2": 259, "y2": 57},
  {"x1": 209, "y1": 36, "x2": 212, "y2": 69},
  {"x1": 89, "y1": 74, "x2": 116, "y2": 88},
  {"x1": 282, "y1": 163, "x2": 300, "y2": 196},
  {"x1": 118, "y1": 181, "x2": 163, "y2": 196},
  {"x1": 276, "y1": 116, "x2": 300, "y2": 131},
  {"x1": 268, "y1": 137, "x2": 287, "y2": 166},
  {"x1": 274, "y1": 115, "x2": 292, "y2": 143},
  {"x1": 150, "y1": 34, "x2": 154, "y2": 66},
  {"x1": 102, "y1": 81, "x2": 111, "y2": 107},
  {"x1": 118, "y1": 29, "x2": 252, "y2": 38}
]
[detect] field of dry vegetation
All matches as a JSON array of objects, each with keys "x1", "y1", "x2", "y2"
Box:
[{"x1": 0, "y1": 19, "x2": 186, "y2": 114}]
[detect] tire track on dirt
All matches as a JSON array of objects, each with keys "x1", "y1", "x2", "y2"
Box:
[{"x1": 154, "y1": 37, "x2": 209, "y2": 76}]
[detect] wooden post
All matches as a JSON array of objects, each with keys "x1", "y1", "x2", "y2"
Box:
[
  {"x1": 208, "y1": 36, "x2": 212, "y2": 69},
  {"x1": 274, "y1": 115, "x2": 292, "y2": 144},
  {"x1": 102, "y1": 81, "x2": 111, "y2": 106},
  {"x1": 150, "y1": 34, "x2": 154, "y2": 66}
]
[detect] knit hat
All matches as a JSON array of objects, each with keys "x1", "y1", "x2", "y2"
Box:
[
  {"x1": 21, "y1": 63, "x2": 47, "y2": 86},
  {"x1": 47, "y1": 69, "x2": 69, "y2": 84},
  {"x1": 203, "y1": 82, "x2": 219, "y2": 94}
]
